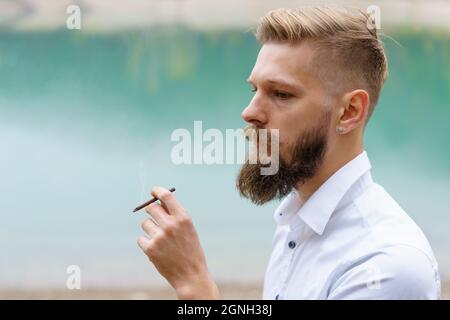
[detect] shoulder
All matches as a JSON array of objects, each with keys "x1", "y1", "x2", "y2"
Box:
[
  {"x1": 328, "y1": 244, "x2": 441, "y2": 299},
  {"x1": 351, "y1": 183, "x2": 435, "y2": 255}
]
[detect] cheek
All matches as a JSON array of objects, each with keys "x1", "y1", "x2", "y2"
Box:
[
  {"x1": 276, "y1": 131, "x2": 298, "y2": 162},
  {"x1": 276, "y1": 98, "x2": 327, "y2": 155},
  {"x1": 276, "y1": 106, "x2": 309, "y2": 147}
]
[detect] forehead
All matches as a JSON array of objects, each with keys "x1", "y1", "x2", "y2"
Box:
[{"x1": 249, "y1": 41, "x2": 317, "y2": 87}]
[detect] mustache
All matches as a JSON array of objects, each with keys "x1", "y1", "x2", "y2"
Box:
[
  {"x1": 243, "y1": 125, "x2": 256, "y2": 139},
  {"x1": 243, "y1": 125, "x2": 277, "y2": 140},
  {"x1": 242, "y1": 125, "x2": 280, "y2": 174}
]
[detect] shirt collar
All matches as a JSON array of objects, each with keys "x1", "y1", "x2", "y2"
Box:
[{"x1": 274, "y1": 151, "x2": 372, "y2": 235}]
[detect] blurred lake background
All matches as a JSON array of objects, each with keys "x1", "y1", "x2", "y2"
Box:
[{"x1": 1, "y1": 0, "x2": 449, "y2": 299}]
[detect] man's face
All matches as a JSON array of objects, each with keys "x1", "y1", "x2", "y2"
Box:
[{"x1": 237, "y1": 41, "x2": 337, "y2": 205}]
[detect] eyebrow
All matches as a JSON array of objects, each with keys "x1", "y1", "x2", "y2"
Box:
[{"x1": 246, "y1": 76, "x2": 301, "y2": 91}]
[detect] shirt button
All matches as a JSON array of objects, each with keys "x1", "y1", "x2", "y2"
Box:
[{"x1": 288, "y1": 240, "x2": 296, "y2": 249}]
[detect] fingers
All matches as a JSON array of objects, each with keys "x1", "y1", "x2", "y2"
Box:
[
  {"x1": 141, "y1": 218, "x2": 159, "y2": 237},
  {"x1": 137, "y1": 236, "x2": 151, "y2": 252},
  {"x1": 145, "y1": 202, "x2": 168, "y2": 225},
  {"x1": 151, "y1": 186, "x2": 184, "y2": 215}
]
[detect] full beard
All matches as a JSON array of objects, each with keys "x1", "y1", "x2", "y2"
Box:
[{"x1": 236, "y1": 112, "x2": 331, "y2": 205}]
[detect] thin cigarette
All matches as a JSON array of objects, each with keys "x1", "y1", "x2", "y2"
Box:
[{"x1": 132, "y1": 187, "x2": 176, "y2": 213}]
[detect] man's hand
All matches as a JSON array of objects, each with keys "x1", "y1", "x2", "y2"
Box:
[{"x1": 137, "y1": 186, "x2": 220, "y2": 299}]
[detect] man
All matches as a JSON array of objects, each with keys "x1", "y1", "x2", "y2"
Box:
[{"x1": 137, "y1": 7, "x2": 441, "y2": 299}]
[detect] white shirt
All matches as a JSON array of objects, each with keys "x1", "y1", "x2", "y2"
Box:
[{"x1": 263, "y1": 151, "x2": 441, "y2": 300}]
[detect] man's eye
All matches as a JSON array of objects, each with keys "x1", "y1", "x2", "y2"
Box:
[
  {"x1": 274, "y1": 91, "x2": 292, "y2": 99},
  {"x1": 251, "y1": 87, "x2": 257, "y2": 93}
]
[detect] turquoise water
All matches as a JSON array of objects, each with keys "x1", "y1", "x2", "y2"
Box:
[{"x1": 1, "y1": 27, "x2": 449, "y2": 288}]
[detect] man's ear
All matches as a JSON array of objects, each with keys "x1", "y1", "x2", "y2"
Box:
[{"x1": 336, "y1": 89, "x2": 370, "y2": 134}]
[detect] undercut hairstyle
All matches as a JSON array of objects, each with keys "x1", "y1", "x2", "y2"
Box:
[{"x1": 255, "y1": 6, "x2": 388, "y2": 120}]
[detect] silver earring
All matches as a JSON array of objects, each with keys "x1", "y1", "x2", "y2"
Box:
[{"x1": 336, "y1": 126, "x2": 344, "y2": 134}]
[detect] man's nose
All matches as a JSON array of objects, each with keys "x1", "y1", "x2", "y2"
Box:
[{"x1": 241, "y1": 96, "x2": 268, "y2": 127}]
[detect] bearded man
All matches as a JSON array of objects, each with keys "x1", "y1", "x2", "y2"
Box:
[{"x1": 137, "y1": 7, "x2": 440, "y2": 300}]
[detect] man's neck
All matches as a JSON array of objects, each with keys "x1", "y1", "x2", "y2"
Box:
[{"x1": 295, "y1": 145, "x2": 364, "y2": 203}]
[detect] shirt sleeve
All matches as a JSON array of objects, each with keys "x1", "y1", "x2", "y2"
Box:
[{"x1": 327, "y1": 245, "x2": 441, "y2": 300}]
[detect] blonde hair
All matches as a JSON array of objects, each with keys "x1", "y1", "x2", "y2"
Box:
[{"x1": 256, "y1": 6, "x2": 388, "y2": 119}]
